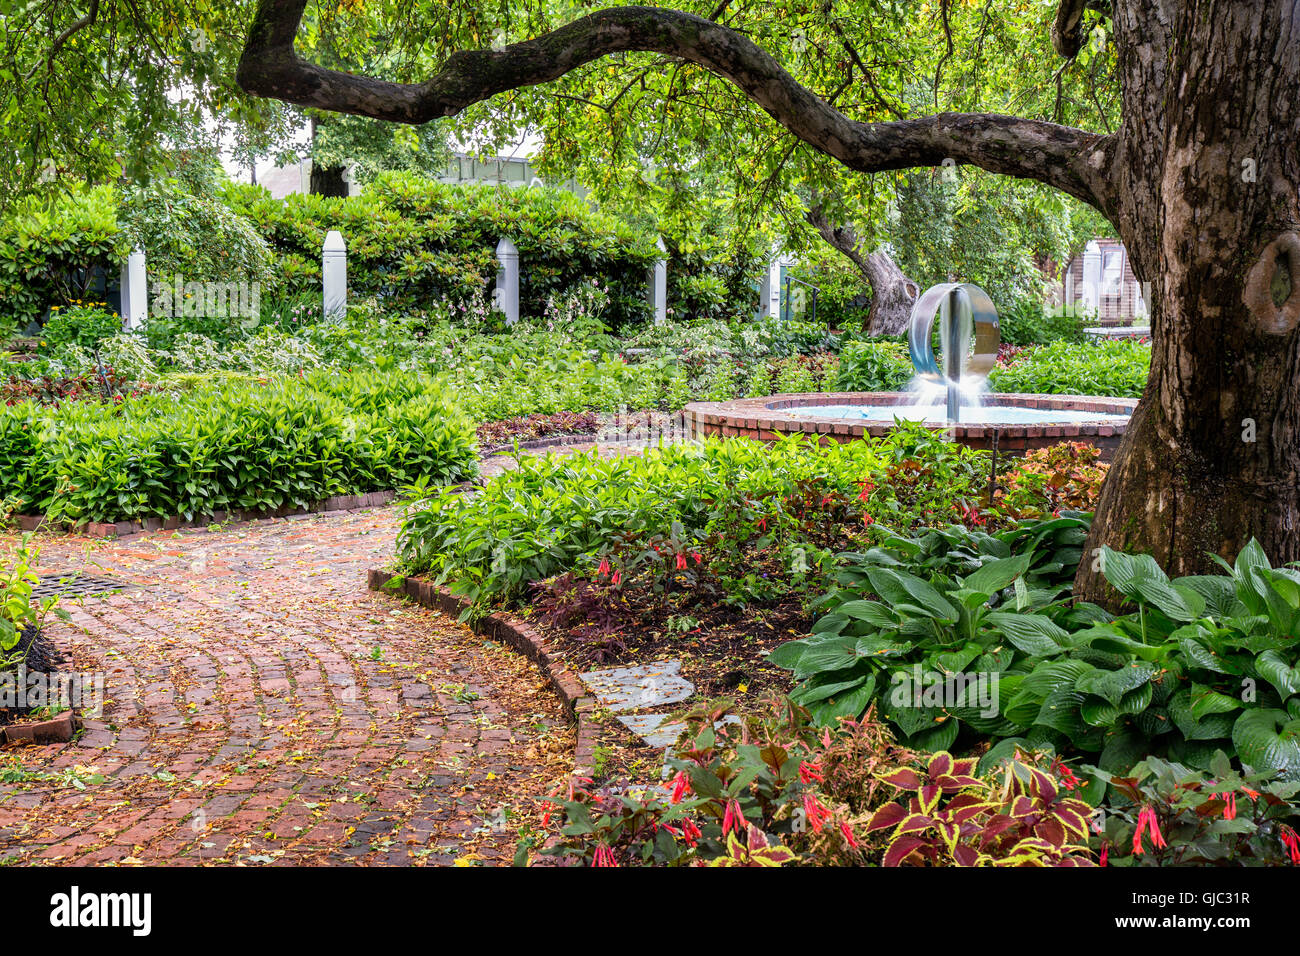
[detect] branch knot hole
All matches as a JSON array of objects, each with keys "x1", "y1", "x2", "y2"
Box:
[{"x1": 1245, "y1": 232, "x2": 1300, "y2": 334}]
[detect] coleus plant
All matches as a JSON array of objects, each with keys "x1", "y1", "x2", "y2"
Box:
[{"x1": 864, "y1": 750, "x2": 1096, "y2": 867}]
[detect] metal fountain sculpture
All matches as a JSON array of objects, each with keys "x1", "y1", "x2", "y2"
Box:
[{"x1": 907, "y1": 283, "x2": 1000, "y2": 423}]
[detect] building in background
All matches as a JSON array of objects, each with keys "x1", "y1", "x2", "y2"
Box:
[{"x1": 1060, "y1": 238, "x2": 1149, "y2": 324}]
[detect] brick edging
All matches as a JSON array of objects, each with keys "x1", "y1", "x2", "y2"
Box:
[
  {"x1": 17, "y1": 490, "x2": 400, "y2": 538},
  {"x1": 366, "y1": 568, "x2": 602, "y2": 779}
]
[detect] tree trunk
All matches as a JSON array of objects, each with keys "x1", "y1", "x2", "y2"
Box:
[
  {"x1": 1074, "y1": 0, "x2": 1300, "y2": 601},
  {"x1": 806, "y1": 204, "x2": 919, "y2": 335},
  {"x1": 309, "y1": 161, "x2": 349, "y2": 196}
]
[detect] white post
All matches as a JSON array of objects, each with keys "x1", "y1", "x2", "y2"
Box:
[
  {"x1": 1080, "y1": 240, "x2": 1102, "y2": 316},
  {"x1": 119, "y1": 246, "x2": 148, "y2": 332},
  {"x1": 323, "y1": 230, "x2": 347, "y2": 321},
  {"x1": 494, "y1": 237, "x2": 520, "y2": 325},
  {"x1": 649, "y1": 237, "x2": 667, "y2": 326},
  {"x1": 757, "y1": 266, "x2": 772, "y2": 321}
]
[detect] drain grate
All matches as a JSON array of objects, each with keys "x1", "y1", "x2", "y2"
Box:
[{"x1": 31, "y1": 573, "x2": 132, "y2": 600}]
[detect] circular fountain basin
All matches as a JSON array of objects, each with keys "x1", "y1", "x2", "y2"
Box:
[{"x1": 682, "y1": 392, "x2": 1137, "y2": 458}]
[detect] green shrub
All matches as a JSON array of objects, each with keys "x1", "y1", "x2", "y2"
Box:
[
  {"x1": 998, "y1": 297, "x2": 1085, "y2": 345},
  {"x1": 0, "y1": 370, "x2": 477, "y2": 522},
  {"x1": 989, "y1": 340, "x2": 1149, "y2": 397},
  {"x1": 39, "y1": 302, "x2": 122, "y2": 351},
  {"x1": 773, "y1": 533, "x2": 1300, "y2": 788},
  {"x1": 226, "y1": 172, "x2": 660, "y2": 330},
  {"x1": 836, "y1": 340, "x2": 913, "y2": 391},
  {"x1": 0, "y1": 186, "x2": 126, "y2": 329},
  {"x1": 397, "y1": 427, "x2": 990, "y2": 607}
]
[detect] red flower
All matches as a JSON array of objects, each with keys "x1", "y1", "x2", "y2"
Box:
[
  {"x1": 862, "y1": 513, "x2": 875, "y2": 526},
  {"x1": 857, "y1": 482, "x2": 876, "y2": 501},
  {"x1": 675, "y1": 553, "x2": 687, "y2": 570},
  {"x1": 611, "y1": 570, "x2": 621, "y2": 586},
  {"x1": 598, "y1": 558, "x2": 610, "y2": 576},
  {"x1": 839, "y1": 821, "x2": 859, "y2": 848},
  {"x1": 804, "y1": 793, "x2": 831, "y2": 833},
  {"x1": 670, "y1": 771, "x2": 691, "y2": 804},
  {"x1": 1100, "y1": 844, "x2": 1108, "y2": 866},
  {"x1": 1133, "y1": 805, "x2": 1166, "y2": 855},
  {"x1": 722, "y1": 798, "x2": 748, "y2": 836},
  {"x1": 1281, "y1": 824, "x2": 1300, "y2": 865},
  {"x1": 1213, "y1": 791, "x2": 1237, "y2": 820},
  {"x1": 681, "y1": 818, "x2": 702, "y2": 847},
  {"x1": 798, "y1": 761, "x2": 823, "y2": 784},
  {"x1": 757, "y1": 517, "x2": 768, "y2": 531},
  {"x1": 592, "y1": 844, "x2": 619, "y2": 867},
  {"x1": 692, "y1": 552, "x2": 702, "y2": 565}
]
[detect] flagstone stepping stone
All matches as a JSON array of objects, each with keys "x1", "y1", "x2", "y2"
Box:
[
  {"x1": 615, "y1": 711, "x2": 743, "y2": 749},
  {"x1": 580, "y1": 660, "x2": 693, "y2": 713}
]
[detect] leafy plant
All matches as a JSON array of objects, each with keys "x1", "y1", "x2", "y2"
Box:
[
  {"x1": 1090, "y1": 751, "x2": 1300, "y2": 866},
  {"x1": 988, "y1": 339, "x2": 1149, "y2": 397},
  {"x1": 836, "y1": 340, "x2": 913, "y2": 392},
  {"x1": 865, "y1": 749, "x2": 1096, "y2": 866}
]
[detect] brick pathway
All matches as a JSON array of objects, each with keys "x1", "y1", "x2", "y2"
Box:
[{"x1": 0, "y1": 508, "x2": 571, "y2": 866}]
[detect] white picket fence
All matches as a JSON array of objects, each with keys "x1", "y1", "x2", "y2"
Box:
[{"x1": 118, "y1": 230, "x2": 673, "y2": 329}]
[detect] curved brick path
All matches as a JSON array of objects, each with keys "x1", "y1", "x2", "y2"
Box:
[{"x1": 0, "y1": 507, "x2": 570, "y2": 866}]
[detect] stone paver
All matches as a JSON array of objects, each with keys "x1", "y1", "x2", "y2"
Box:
[
  {"x1": 580, "y1": 661, "x2": 694, "y2": 713},
  {"x1": 0, "y1": 508, "x2": 571, "y2": 866}
]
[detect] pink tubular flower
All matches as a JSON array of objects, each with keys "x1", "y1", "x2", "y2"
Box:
[
  {"x1": 804, "y1": 793, "x2": 831, "y2": 833},
  {"x1": 611, "y1": 570, "x2": 621, "y2": 586},
  {"x1": 1214, "y1": 792, "x2": 1237, "y2": 820},
  {"x1": 798, "y1": 761, "x2": 823, "y2": 784},
  {"x1": 692, "y1": 552, "x2": 702, "y2": 565},
  {"x1": 1100, "y1": 844, "x2": 1109, "y2": 866},
  {"x1": 839, "y1": 820, "x2": 859, "y2": 849},
  {"x1": 670, "y1": 771, "x2": 691, "y2": 804},
  {"x1": 681, "y1": 818, "x2": 702, "y2": 847},
  {"x1": 1281, "y1": 824, "x2": 1300, "y2": 865},
  {"x1": 598, "y1": 558, "x2": 611, "y2": 576},
  {"x1": 676, "y1": 553, "x2": 687, "y2": 570},
  {"x1": 1132, "y1": 805, "x2": 1166, "y2": 855},
  {"x1": 722, "y1": 798, "x2": 748, "y2": 836},
  {"x1": 592, "y1": 844, "x2": 619, "y2": 867}
]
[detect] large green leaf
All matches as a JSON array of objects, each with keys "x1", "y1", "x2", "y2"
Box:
[
  {"x1": 961, "y1": 553, "x2": 1032, "y2": 597},
  {"x1": 986, "y1": 611, "x2": 1069, "y2": 657},
  {"x1": 1232, "y1": 708, "x2": 1300, "y2": 779},
  {"x1": 1256, "y1": 649, "x2": 1300, "y2": 698}
]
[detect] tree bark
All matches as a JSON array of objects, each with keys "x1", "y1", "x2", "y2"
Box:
[
  {"x1": 806, "y1": 204, "x2": 918, "y2": 335},
  {"x1": 309, "y1": 162, "x2": 349, "y2": 196},
  {"x1": 1073, "y1": 0, "x2": 1300, "y2": 600}
]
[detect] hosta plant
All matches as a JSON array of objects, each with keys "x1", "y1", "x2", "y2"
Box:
[{"x1": 776, "y1": 535, "x2": 1300, "y2": 785}]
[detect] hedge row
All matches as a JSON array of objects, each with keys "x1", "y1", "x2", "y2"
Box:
[
  {"x1": 224, "y1": 171, "x2": 664, "y2": 329},
  {"x1": 0, "y1": 371, "x2": 478, "y2": 523}
]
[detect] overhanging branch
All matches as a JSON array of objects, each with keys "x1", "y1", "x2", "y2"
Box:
[{"x1": 237, "y1": 1, "x2": 1118, "y2": 212}]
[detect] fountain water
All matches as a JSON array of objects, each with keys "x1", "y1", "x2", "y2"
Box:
[
  {"x1": 907, "y1": 282, "x2": 1001, "y2": 423},
  {"x1": 682, "y1": 280, "x2": 1136, "y2": 459}
]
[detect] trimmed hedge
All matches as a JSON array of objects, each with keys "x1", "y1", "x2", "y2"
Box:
[{"x1": 0, "y1": 371, "x2": 478, "y2": 523}]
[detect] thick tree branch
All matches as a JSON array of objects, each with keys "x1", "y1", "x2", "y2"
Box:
[
  {"x1": 237, "y1": 1, "x2": 1118, "y2": 212},
  {"x1": 1052, "y1": 0, "x2": 1088, "y2": 58}
]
